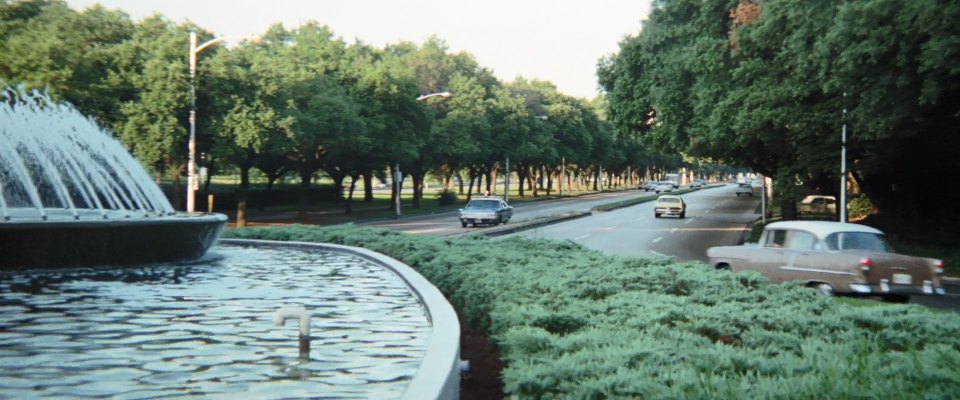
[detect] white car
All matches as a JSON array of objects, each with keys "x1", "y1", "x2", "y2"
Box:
[
  {"x1": 735, "y1": 183, "x2": 753, "y2": 197},
  {"x1": 797, "y1": 195, "x2": 837, "y2": 214},
  {"x1": 654, "y1": 182, "x2": 674, "y2": 193}
]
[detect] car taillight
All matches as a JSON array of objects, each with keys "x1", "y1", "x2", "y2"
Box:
[
  {"x1": 933, "y1": 259, "x2": 944, "y2": 275},
  {"x1": 859, "y1": 258, "x2": 873, "y2": 271}
]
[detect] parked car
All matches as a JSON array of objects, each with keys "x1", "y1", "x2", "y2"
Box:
[
  {"x1": 690, "y1": 179, "x2": 705, "y2": 189},
  {"x1": 735, "y1": 183, "x2": 753, "y2": 197},
  {"x1": 654, "y1": 181, "x2": 675, "y2": 193},
  {"x1": 458, "y1": 196, "x2": 513, "y2": 227},
  {"x1": 706, "y1": 220, "x2": 945, "y2": 301},
  {"x1": 797, "y1": 195, "x2": 837, "y2": 215},
  {"x1": 654, "y1": 195, "x2": 686, "y2": 218}
]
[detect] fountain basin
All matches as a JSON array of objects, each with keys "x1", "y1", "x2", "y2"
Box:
[
  {"x1": 0, "y1": 240, "x2": 460, "y2": 399},
  {"x1": 0, "y1": 212, "x2": 227, "y2": 269}
]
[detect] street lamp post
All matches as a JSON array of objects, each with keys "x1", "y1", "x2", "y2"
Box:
[
  {"x1": 504, "y1": 157, "x2": 509, "y2": 202},
  {"x1": 187, "y1": 32, "x2": 258, "y2": 212},
  {"x1": 839, "y1": 92, "x2": 848, "y2": 223},
  {"x1": 394, "y1": 91, "x2": 452, "y2": 218}
]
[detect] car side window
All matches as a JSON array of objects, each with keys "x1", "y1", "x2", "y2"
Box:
[
  {"x1": 784, "y1": 231, "x2": 816, "y2": 250},
  {"x1": 764, "y1": 230, "x2": 787, "y2": 247}
]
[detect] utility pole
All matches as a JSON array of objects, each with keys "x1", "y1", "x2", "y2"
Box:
[{"x1": 840, "y1": 92, "x2": 848, "y2": 223}]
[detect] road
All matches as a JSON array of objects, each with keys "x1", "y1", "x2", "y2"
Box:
[
  {"x1": 366, "y1": 183, "x2": 959, "y2": 312},
  {"x1": 501, "y1": 184, "x2": 759, "y2": 263},
  {"x1": 362, "y1": 188, "x2": 674, "y2": 236}
]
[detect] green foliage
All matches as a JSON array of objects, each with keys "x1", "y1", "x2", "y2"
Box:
[
  {"x1": 222, "y1": 225, "x2": 960, "y2": 399},
  {"x1": 434, "y1": 188, "x2": 459, "y2": 206},
  {"x1": 848, "y1": 193, "x2": 873, "y2": 221},
  {"x1": 602, "y1": 0, "x2": 960, "y2": 228}
]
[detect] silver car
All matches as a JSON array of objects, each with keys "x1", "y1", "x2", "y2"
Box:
[{"x1": 654, "y1": 182, "x2": 674, "y2": 193}]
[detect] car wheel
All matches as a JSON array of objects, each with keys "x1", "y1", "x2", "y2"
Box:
[
  {"x1": 813, "y1": 283, "x2": 833, "y2": 296},
  {"x1": 736, "y1": 193, "x2": 740, "y2": 197},
  {"x1": 461, "y1": 221, "x2": 467, "y2": 228},
  {"x1": 497, "y1": 216, "x2": 504, "y2": 225},
  {"x1": 680, "y1": 211, "x2": 686, "y2": 219},
  {"x1": 654, "y1": 213, "x2": 660, "y2": 218},
  {"x1": 472, "y1": 223, "x2": 477, "y2": 227}
]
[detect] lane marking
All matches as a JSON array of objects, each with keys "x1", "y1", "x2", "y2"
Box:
[
  {"x1": 670, "y1": 228, "x2": 678, "y2": 233},
  {"x1": 574, "y1": 234, "x2": 591, "y2": 241},
  {"x1": 652, "y1": 237, "x2": 663, "y2": 244}
]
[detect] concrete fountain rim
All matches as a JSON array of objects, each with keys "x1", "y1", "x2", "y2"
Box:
[{"x1": 219, "y1": 238, "x2": 462, "y2": 400}]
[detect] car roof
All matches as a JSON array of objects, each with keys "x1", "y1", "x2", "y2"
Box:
[
  {"x1": 764, "y1": 220, "x2": 882, "y2": 238},
  {"x1": 656, "y1": 195, "x2": 683, "y2": 200},
  {"x1": 471, "y1": 196, "x2": 503, "y2": 200}
]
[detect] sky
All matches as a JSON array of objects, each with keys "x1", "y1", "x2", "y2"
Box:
[{"x1": 65, "y1": 0, "x2": 653, "y2": 99}]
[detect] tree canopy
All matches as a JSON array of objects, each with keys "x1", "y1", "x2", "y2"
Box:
[{"x1": 600, "y1": 0, "x2": 959, "y2": 225}]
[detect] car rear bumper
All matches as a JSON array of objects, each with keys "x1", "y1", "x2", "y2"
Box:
[
  {"x1": 460, "y1": 218, "x2": 499, "y2": 224},
  {"x1": 654, "y1": 207, "x2": 684, "y2": 216},
  {"x1": 848, "y1": 280, "x2": 946, "y2": 295}
]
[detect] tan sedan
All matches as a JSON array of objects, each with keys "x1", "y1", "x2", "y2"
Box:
[{"x1": 706, "y1": 221, "x2": 945, "y2": 302}]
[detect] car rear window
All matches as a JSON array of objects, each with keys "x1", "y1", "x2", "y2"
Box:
[
  {"x1": 824, "y1": 232, "x2": 892, "y2": 252},
  {"x1": 466, "y1": 200, "x2": 499, "y2": 209}
]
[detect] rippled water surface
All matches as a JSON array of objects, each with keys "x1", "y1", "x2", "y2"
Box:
[{"x1": 0, "y1": 244, "x2": 431, "y2": 399}]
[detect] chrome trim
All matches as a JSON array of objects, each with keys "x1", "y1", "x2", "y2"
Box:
[
  {"x1": 779, "y1": 266, "x2": 857, "y2": 276},
  {"x1": 848, "y1": 284, "x2": 873, "y2": 293}
]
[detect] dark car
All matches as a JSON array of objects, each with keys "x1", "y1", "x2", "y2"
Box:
[{"x1": 458, "y1": 196, "x2": 513, "y2": 227}]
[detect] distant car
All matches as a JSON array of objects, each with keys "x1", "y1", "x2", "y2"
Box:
[
  {"x1": 797, "y1": 195, "x2": 837, "y2": 215},
  {"x1": 654, "y1": 195, "x2": 686, "y2": 218},
  {"x1": 458, "y1": 196, "x2": 513, "y2": 227},
  {"x1": 654, "y1": 182, "x2": 674, "y2": 193},
  {"x1": 690, "y1": 179, "x2": 705, "y2": 189},
  {"x1": 639, "y1": 181, "x2": 658, "y2": 191},
  {"x1": 735, "y1": 183, "x2": 753, "y2": 197},
  {"x1": 706, "y1": 221, "x2": 945, "y2": 301}
]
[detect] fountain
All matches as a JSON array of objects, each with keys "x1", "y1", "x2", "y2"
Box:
[
  {"x1": 0, "y1": 88, "x2": 462, "y2": 398},
  {"x1": 0, "y1": 88, "x2": 226, "y2": 269}
]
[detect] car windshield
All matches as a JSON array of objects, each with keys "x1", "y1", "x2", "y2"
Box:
[
  {"x1": 465, "y1": 200, "x2": 500, "y2": 209},
  {"x1": 823, "y1": 232, "x2": 893, "y2": 252}
]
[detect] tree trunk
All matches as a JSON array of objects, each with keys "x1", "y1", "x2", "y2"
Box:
[
  {"x1": 362, "y1": 172, "x2": 374, "y2": 202},
  {"x1": 412, "y1": 172, "x2": 423, "y2": 209},
  {"x1": 236, "y1": 165, "x2": 251, "y2": 227},
  {"x1": 298, "y1": 167, "x2": 312, "y2": 217},
  {"x1": 345, "y1": 173, "x2": 358, "y2": 214}
]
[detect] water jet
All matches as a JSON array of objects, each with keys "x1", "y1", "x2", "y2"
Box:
[{"x1": 0, "y1": 88, "x2": 225, "y2": 269}]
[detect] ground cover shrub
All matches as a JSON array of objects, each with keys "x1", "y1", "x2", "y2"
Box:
[{"x1": 223, "y1": 224, "x2": 960, "y2": 399}]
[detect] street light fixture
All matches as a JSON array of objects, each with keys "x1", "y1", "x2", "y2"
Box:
[
  {"x1": 416, "y1": 91, "x2": 451, "y2": 101},
  {"x1": 394, "y1": 91, "x2": 452, "y2": 218},
  {"x1": 187, "y1": 31, "x2": 259, "y2": 212}
]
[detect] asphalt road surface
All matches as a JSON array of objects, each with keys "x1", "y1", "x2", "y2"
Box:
[
  {"x1": 502, "y1": 184, "x2": 759, "y2": 263},
  {"x1": 366, "y1": 183, "x2": 959, "y2": 312},
  {"x1": 362, "y1": 188, "x2": 673, "y2": 236}
]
